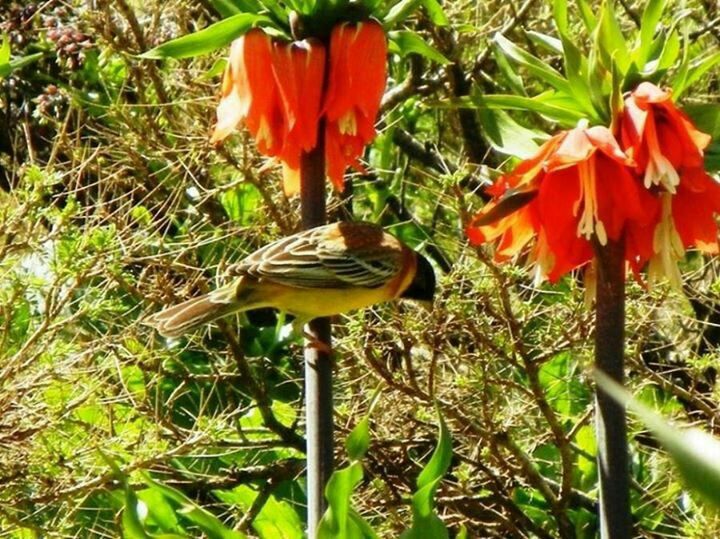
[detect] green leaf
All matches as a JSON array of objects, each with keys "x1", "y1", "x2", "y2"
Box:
[
  {"x1": 216, "y1": 485, "x2": 304, "y2": 539},
  {"x1": 346, "y1": 416, "x2": 371, "y2": 461},
  {"x1": 596, "y1": 0, "x2": 630, "y2": 73},
  {"x1": 142, "y1": 13, "x2": 272, "y2": 59},
  {"x1": 656, "y1": 30, "x2": 680, "y2": 71},
  {"x1": 596, "y1": 371, "x2": 720, "y2": 507},
  {"x1": 457, "y1": 93, "x2": 585, "y2": 126},
  {"x1": 0, "y1": 34, "x2": 10, "y2": 67},
  {"x1": 420, "y1": 0, "x2": 449, "y2": 26},
  {"x1": 383, "y1": 0, "x2": 421, "y2": 28},
  {"x1": 142, "y1": 475, "x2": 246, "y2": 539},
  {"x1": 552, "y1": 0, "x2": 568, "y2": 35},
  {"x1": 123, "y1": 489, "x2": 152, "y2": 539},
  {"x1": 388, "y1": 31, "x2": 450, "y2": 65},
  {"x1": 525, "y1": 31, "x2": 563, "y2": 55},
  {"x1": 636, "y1": 0, "x2": 665, "y2": 66},
  {"x1": 674, "y1": 52, "x2": 720, "y2": 99},
  {"x1": 477, "y1": 108, "x2": 544, "y2": 159},
  {"x1": 576, "y1": 0, "x2": 598, "y2": 33},
  {"x1": 400, "y1": 406, "x2": 452, "y2": 539},
  {"x1": 0, "y1": 50, "x2": 43, "y2": 78},
  {"x1": 317, "y1": 462, "x2": 372, "y2": 539},
  {"x1": 493, "y1": 33, "x2": 571, "y2": 94},
  {"x1": 209, "y1": 0, "x2": 262, "y2": 16}
]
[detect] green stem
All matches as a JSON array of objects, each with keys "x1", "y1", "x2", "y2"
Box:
[{"x1": 593, "y1": 236, "x2": 631, "y2": 538}]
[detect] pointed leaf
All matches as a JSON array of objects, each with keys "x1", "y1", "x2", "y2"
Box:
[
  {"x1": 596, "y1": 0, "x2": 630, "y2": 73},
  {"x1": 676, "y1": 52, "x2": 720, "y2": 98},
  {"x1": 317, "y1": 462, "x2": 366, "y2": 539},
  {"x1": 553, "y1": 0, "x2": 568, "y2": 35},
  {"x1": 383, "y1": 0, "x2": 421, "y2": 28},
  {"x1": 400, "y1": 406, "x2": 452, "y2": 539},
  {"x1": 596, "y1": 371, "x2": 720, "y2": 507},
  {"x1": 208, "y1": 0, "x2": 262, "y2": 16},
  {"x1": 493, "y1": 33, "x2": 571, "y2": 94},
  {"x1": 420, "y1": 0, "x2": 449, "y2": 26},
  {"x1": 388, "y1": 31, "x2": 450, "y2": 64},
  {"x1": 142, "y1": 13, "x2": 272, "y2": 59},
  {"x1": 636, "y1": 0, "x2": 665, "y2": 65},
  {"x1": 577, "y1": 0, "x2": 598, "y2": 33},
  {"x1": 478, "y1": 108, "x2": 544, "y2": 159},
  {"x1": 525, "y1": 31, "x2": 563, "y2": 54},
  {"x1": 142, "y1": 476, "x2": 245, "y2": 539}
]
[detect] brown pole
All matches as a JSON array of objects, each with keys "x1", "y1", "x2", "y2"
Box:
[
  {"x1": 594, "y1": 236, "x2": 631, "y2": 538},
  {"x1": 299, "y1": 125, "x2": 333, "y2": 538}
]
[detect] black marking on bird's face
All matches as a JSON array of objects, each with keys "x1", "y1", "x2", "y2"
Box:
[{"x1": 401, "y1": 253, "x2": 436, "y2": 302}]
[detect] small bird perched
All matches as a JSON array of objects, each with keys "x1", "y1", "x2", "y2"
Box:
[{"x1": 147, "y1": 221, "x2": 436, "y2": 339}]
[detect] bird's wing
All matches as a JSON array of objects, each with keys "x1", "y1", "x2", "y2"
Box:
[{"x1": 229, "y1": 222, "x2": 405, "y2": 289}]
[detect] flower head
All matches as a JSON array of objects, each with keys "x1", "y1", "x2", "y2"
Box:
[
  {"x1": 211, "y1": 29, "x2": 284, "y2": 155},
  {"x1": 621, "y1": 82, "x2": 711, "y2": 193},
  {"x1": 212, "y1": 21, "x2": 388, "y2": 194},
  {"x1": 468, "y1": 125, "x2": 651, "y2": 282},
  {"x1": 620, "y1": 82, "x2": 720, "y2": 286},
  {"x1": 323, "y1": 20, "x2": 387, "y2": 189}
]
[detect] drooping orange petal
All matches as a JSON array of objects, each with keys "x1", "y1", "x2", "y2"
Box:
[
  {"x1": 271, "y1": 39, "x2": 326, "y2": 169},
  {"x1": 672, "y1": 169, "x2": 720, "y2": 252}
]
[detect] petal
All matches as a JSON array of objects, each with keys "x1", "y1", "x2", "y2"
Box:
[
  {"x1": 632, "y1": 81, "x2": 672, "y2": 105},
  {"x1": 538, "y1": 167, "x2": 593, "y2": 277},
  {"x1": 545, "y1": 127, "x2": 595, "y2": 170},
  {"x1": 585, "y1": 125, "x2": 632, "y2": 165}
]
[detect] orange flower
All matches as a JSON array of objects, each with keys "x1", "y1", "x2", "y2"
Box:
[
  {"x1": 213, "y1": 22, "x2": 388, "y2": 194},
  {"x1": 271, "y1": 38, "x2": 326, "y2": 170},
  {"x1": 211, "y1": 29, "x2": 283, "y2": 155},
  {"x1": 621, "y1": 82, "x2": 711, "y2": 192},
  {"x1": 621, "y1": 82, "x2": 720, "y2": 286},
  {"x1": 468, "y1": 125, "x2": 651, "y2": 282},
  {"x1": 323, "y1": 20, "x2": 387, "y2": 189}
]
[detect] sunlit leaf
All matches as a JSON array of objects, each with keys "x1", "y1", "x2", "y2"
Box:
[
  {"x1": 317, "y1": 462, "x2": 374, "y2": 539},
  {"x1": 493, "y1": 34, "x2": 571, "y2": 94},
  {"x1": 400, "y1": 406, "x2": 452, "y2": 539},
  {"x1": 596, "y1": 371, "x2": 720, "y2": 508},
  {"x1": 383, "y1": 0, "x2": 420, "y2": 28},
  {"x1": 141, "y1": 475, "x2": 246, "y2": 539},
  {"x1": 596, "y1": 0, "x2": 630, "y2": 73},
  {"x1": 456, "y1": 93, "x2": 585, "y2": 126},
  {"x1": 388, "y1": 31, "x2": 450, "y2": 64},
  {"x1": 477, "y1": 108, "x2": 544, "y2": 159},
  {"x1": 420, "y1": 0, "x2": 449, "y2": 26},
  {"x1": 636, "y1": 0, "x2": 665, "y2": 66},
  {"x1": 142, "y1": 13, "x2": 272, "y2": 59}
]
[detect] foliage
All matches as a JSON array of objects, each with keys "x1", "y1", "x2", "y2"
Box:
[{"x1": 0, "y1": 1, "x2": 720, "y2": 538}]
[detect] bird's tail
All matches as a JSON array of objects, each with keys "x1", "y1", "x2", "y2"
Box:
[{"x1": 146, "y1": 282, "x2": 242, "y2": 338}]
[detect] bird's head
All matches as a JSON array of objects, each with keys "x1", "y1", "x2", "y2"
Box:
[{"x1": 401, "y1": 253, "x2": 436, "y2": 305}]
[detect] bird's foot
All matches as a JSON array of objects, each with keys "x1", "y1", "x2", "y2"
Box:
[{"x1": 302, "y1": 331, "x2": 333, "y2": 355}]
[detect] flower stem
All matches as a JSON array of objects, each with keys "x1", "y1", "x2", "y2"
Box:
[
  {"x1": 300, "y1": 125, "x2": 334, "y2": 538},
  {"x1": 593, "y1": 236, "x2": 631, "y2": 538}
]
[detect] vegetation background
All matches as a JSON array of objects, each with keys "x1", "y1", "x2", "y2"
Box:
[{"x1": 1, "y1": 0, "x2": 719, "y2": 537}]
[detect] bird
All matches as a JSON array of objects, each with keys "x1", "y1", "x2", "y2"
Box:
[{"x1": 147, "y1": 221, "x2": 436, "y2": 340}]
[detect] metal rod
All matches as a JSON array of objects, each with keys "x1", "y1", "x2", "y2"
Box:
[
  {"x1": 300, "y1": 126, "x2": 333, "y2": 538},
  {"x1": 594, "y1": 237, "x2": 631, "y2": 538}
]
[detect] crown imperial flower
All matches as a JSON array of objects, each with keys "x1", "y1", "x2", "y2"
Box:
[
  {"x1": 211, "y1": 21, "x2": 387, "y2": 194},
  {"x1": 468, "y1": 125, "x2": 652, "y2": 282}
]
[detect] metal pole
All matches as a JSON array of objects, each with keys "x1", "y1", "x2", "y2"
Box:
[
  {"x1": 594, "y1": 237, "x2": 632, "y2": 538},
  {"x1": 300, "y1": 126, "x2": 333, "y2": 538}
]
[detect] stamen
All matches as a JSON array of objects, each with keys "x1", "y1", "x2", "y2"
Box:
[
  {"x1": 575, "y1": 158, "x2": 607, "y2": 245},
  {"x1": 338, "y1": 111, "x2": 358, "y2": 136},
  {"x1": 648, "y1": 193, "x2": 684, "y2": 288},
  {"x1": 644, "y1": 116, "x2": 680, "y2": 193}
]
